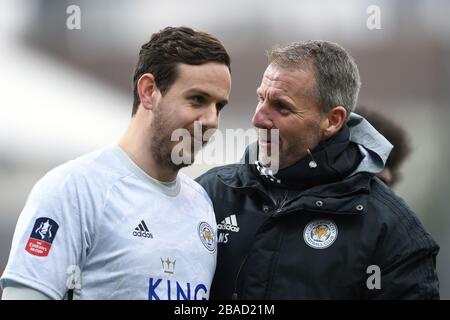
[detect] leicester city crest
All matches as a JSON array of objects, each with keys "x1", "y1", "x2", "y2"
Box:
[
  {"x1": 198, "y1": 222, "x2": 216, "y2": 253},
  {"x1": 303, "y1": 219, "x2": 338, "y2": 249}
]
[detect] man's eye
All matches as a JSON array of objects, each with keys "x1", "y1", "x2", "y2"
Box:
[
  {"x1": 216, "y1": 103, "x2": 226, "y2": 113},
  {"x1": 277, "y1": 103, "x2": 291, "y2": 115},
  {"x1": 191, "y1": 96, "x2": 205, "y2": 104},
  {"x1": 279, "y1": 108, "x2": 290, "y2": 115},
  {"x1": 257, "y1": 95, "x2": 264, "y2": 103}
]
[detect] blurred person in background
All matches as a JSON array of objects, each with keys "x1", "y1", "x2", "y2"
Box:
[
  {"x1": 197, "y1": 40, "x2": 440, "y2": 299},
  {"x1": 356, "y1": 106, "x2": 412, "y2": 188},
  {"x1": 0, "y1": 26, "x2": 231, "y2": 300}
]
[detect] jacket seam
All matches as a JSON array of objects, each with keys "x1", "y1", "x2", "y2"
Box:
[
  {"x1": 371, "y1": 185, "x2": 434, "y2": 295},
  {"x1": 264, "y1": 226, "x2": 284, "y2": 299},
  {"x1": 371, "y1": 191, "x2": 425, "y2": 288},
  {"x1": 372, "y1": 183, "x2": 431, "y2": 249}
]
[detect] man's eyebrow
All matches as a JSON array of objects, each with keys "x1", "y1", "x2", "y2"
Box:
[
  {"x1": 257, "y1": 88, "x2": 294, "y2": 107},
  {"x1": 274, "y1": 96, "x2": 293, "y2": 105},
  {"x1": 185, "y1": 88, "x2": 211, "y2": 98},
  {"x1": 185, "y1": 88, "x2": 228, "y2": 104}
]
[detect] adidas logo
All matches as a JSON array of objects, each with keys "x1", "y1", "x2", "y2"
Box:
[
  {"x1": 133, "y1": 220, "x2": 153, "y2": 238},
  {"x1": 217, "y1": 214, "x2": 240, "y2": 233}
]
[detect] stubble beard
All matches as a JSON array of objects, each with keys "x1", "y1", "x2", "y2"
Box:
[
  {"x1": 278, "y1": 125, "x2": 322, "y2": 169},
  {"x1": 150, "y1": 111, "x2": 190, "y2": 173}
]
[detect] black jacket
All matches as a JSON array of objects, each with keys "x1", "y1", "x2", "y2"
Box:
[{"x1": 197, "y1": 163, "x2": 440, "y2": 299}]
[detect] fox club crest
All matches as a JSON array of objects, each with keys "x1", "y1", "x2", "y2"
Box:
[
  {"x1": 303, "y1": 219, "x2": 338, "y2": 249},
  {"x1": 198, "y1": 222, "x2": 216, "y2": 253}
]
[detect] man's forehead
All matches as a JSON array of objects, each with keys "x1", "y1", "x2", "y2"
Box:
[
  {"x1": 175, "y1": 63, "x2": 231, "y2": 98},
  {"x1": 259, "y1": 63, "x2": 315, "y2": 96},
  {"x1": 182, "y1": 81, "x2": 230, "y2": 99},
  {"x1": 177, "y1": 62, "x2": 230, "y2": 81}
]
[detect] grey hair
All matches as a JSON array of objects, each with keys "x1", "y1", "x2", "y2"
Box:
[{"x1": 268, "y1": 40, "x2": 361, "y2": 118}]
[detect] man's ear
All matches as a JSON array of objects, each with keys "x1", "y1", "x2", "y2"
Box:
[
  {"x1": 321, "y1": 106, "x2": 347, "y2": 139},
  {"x1": 137, "y1": 73, "x2": 158, "y2": 111}
]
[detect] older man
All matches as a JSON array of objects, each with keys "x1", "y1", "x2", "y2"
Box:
[{"x1": 197, "y1": 41, "x2": 439, "y2": 299}]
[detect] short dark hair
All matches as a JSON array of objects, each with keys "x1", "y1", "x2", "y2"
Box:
[
  {"x1": 356, "y1": 106, "x2": 412, "y2": 186},
  {"x1": 132, "y1": 26, "x2": 231, "y2": 116},
  {"x1": 268, "y1": 41, "x2": 361, "y2": 119}
]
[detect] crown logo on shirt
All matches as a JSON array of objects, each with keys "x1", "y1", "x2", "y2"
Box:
[{"x1": 160, "y1": 257, "x2": 176, "y2": 274}]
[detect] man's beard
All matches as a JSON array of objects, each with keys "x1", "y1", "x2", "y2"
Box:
[
  {"x1": 257, "y1": 129, "x2": 280, "y2": 172},
  {"x1": 150, "y1": 117, "x2": 189, "y2": 173},
  {"x1": 150, "y1": 112, "x2": 197, "y2": 172},
  {"x1": 151, "y1": 133, "x2": 188, "y2": 172},
  {"x1": 260, "y1": 125, "x2": 322, "y2": 170}
]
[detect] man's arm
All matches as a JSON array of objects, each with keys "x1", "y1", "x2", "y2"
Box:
[
  {"x1": 367, "y1": 191, "x2": 440, "y2": 299},
  {"x1": 0, "y1": 166, "x2": 86, "y2": 300},
  {"x1": 2, "y1": 281, "x2": 52, "y2": 300}
]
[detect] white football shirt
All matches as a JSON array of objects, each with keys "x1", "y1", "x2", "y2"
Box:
[{"x1": 0, "y1": 145, "x2": 217, "y2": 300}]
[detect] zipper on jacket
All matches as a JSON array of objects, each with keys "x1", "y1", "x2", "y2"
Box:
[
  {"x1": 231, "y1": 190, "x2": 288, "y2": 299},
  {"x1": 232, "y1": 251, "x2": 251, "y2": 300},
  {"x1": 274, "y1": 190, "x2": 289, "y2": 214}
]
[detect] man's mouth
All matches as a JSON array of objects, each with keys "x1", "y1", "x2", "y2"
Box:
[{"x1": 259, "y1": 139, "x2": 278, "y2": 145}]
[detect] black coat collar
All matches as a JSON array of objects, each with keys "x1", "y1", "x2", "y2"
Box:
[{"x1": 217, "y1": 164, "x2": 373, "y2": 216}]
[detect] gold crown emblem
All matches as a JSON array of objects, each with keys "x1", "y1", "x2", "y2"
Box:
[{"x1": 160, "y1": 257, "x2": 176, "y2": 274}]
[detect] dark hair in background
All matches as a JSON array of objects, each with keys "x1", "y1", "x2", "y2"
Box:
[
  {"x1": 132, "y1": 26, "x2": 231, "y2": 116},
  {"x1": 356, "y1": 106, "x2": 412, "y2": 186}
]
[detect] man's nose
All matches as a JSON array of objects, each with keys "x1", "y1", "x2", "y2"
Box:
[
  {"x1": 200, "y1": 103, "x2": 219, "y2": 130},
  {"x1": 252, "y1": 102, "x2": 273, "y2": 129}
]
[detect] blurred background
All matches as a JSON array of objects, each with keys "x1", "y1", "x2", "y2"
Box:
[{"x1": 1, "y1": 0, "x2": 449, "y2": 299}]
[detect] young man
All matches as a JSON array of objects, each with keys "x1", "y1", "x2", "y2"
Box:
[
  {"x1": 1, "y1": 26, "x2": 231, "y2": 300},
  {"x1": 197, "y1": 41, "x2": 439, "y2": 299}
]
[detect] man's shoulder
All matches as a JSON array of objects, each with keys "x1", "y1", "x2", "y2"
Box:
[
  {"x1": 179, "y1": 171, "x2": 210, "y2": 198},
  {"x1": 196, "y1": 164, "x2": 241, "y2": 184},
  {"x1": 34, "y1": 147, "x2": 129, "y2": 197},
  {"x1": 178, "y1": 172, "x2": 217, "y2": 213},
  {"x1": 366, "y1": 177, "x2": 437, "y2": 248},
  {"x1": 368, "y1": 177, "x2": 413, "y2": 217}
]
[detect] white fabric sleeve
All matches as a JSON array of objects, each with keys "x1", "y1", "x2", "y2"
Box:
[
  {"x1": 2, "y1": 284, "x2": 52, "y2": 300},
  {"x1": 0, "y1": 167, "x2": 89, "y2": 299}
]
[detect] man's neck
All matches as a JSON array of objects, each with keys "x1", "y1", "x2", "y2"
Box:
[{"x1": 118, "y1": 125, "x2": 177, "y2": 182}]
